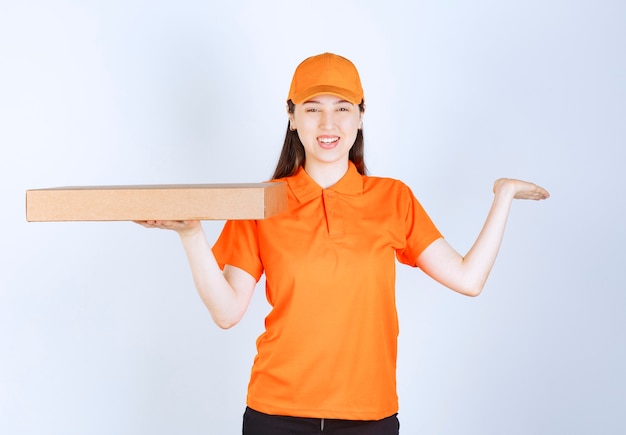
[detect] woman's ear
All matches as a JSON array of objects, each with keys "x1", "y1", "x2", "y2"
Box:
[{"x1": 286, "y1": 104, "x2": 296, "y2": 131}]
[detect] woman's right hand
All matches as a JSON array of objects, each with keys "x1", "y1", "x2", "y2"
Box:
[{"x1": 134, "y1": 220, "x2": 202, "y2": 237}]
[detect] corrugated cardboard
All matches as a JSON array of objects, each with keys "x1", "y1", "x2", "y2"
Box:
[{"x1": 26, "y1": 182, "x2": 287, "y2": 222}]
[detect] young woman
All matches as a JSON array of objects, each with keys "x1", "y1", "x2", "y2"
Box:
[{"x1": 137, "y1": 53, "x2": 549, "y2": 435}]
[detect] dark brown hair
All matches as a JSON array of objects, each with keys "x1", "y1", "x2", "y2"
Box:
[{"x1": 271, "y1": 100, "x2": 367, "y2": 180}]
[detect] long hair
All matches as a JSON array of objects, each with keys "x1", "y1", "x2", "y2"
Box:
[{"x1": 271, "y1": 100, "x2": 367, "y2": 180}]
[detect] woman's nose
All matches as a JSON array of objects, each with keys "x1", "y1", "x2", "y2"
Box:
[{"x1": 319, "y1": 111, "x2": 335, "y2": 128}]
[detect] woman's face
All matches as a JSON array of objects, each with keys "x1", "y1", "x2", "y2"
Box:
[{"x1": 290, "y1": 94, "x2": 363, "y2": 172}]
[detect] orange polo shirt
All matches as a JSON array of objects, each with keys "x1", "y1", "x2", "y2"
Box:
[{"x1": 212, "y1": 162, "x2": 442, "y2": 420}]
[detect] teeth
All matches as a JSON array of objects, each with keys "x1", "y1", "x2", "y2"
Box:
[{"x1": 319, "y1": 137, "x2": 338, "y2": 143}]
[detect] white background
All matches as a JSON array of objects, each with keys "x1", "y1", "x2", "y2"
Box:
[{"x1": 1, "y1": 1, "x2": 625, "y2": 434}]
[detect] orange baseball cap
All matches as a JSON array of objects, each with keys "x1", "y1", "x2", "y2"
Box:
[{"x1": 287, "y1": 53, "x2": 364, "y2": 105}]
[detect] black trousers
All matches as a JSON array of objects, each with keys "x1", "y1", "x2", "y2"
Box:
[{"x1": 242, "y1": 407, "x2": 400, "y2": 435}]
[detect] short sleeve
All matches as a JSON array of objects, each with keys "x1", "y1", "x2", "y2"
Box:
[
  {"x1": 395, "y1": 184, "x2": 443, "y2": 267},
  {"x1": 212, "y1": 220, "x2": 264, "y2": 282}
]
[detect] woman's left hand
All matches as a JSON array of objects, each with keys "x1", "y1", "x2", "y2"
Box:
[
  {"x1": 417, "y1": 177, "x2": 550, "y2": 297},
  {"x1": 493, "y1": 178, "x2": 550, "y2": 200}
]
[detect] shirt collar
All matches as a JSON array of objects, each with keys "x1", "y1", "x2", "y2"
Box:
[{"x1": 287, "y1": 161, "x2": 364, "y2": 203}]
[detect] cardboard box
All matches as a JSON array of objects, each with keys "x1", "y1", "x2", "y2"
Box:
[{"x1": 26, "y1": 182, "x2": 287, "y2": 222}]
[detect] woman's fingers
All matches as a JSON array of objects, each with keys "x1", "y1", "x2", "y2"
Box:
[
  {"x1": 493, "y1": 178, "x2": 550, "y2": 201},
  {"x1": 133, "y1": 220, "x2": 201, "y2": 232}
]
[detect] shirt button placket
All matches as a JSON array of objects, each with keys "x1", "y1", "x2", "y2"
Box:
[{"x1": 324, "y1": 190, "x2": 344, "y2": 238}]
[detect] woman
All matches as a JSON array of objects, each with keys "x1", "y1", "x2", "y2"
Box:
[{"x1": 137, "y1": 52, "x2": 549, "y2": 435}]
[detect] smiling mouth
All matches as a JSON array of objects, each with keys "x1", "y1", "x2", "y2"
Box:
[{"x1": 318, "y1": 136, "x2": 339, "y2": 149}]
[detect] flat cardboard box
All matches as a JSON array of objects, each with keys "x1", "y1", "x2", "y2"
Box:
[{"x1": 26, "y1": 182, "x2": 287, "y2": 222}]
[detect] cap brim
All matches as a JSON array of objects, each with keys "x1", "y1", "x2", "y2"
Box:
[{"x1": 290, "y1": 85, "x2": 362, "y2": 105}]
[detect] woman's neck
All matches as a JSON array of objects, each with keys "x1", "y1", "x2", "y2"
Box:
[{"x1": 304, "y1": 160, "x2": 349, "y2": 189}]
